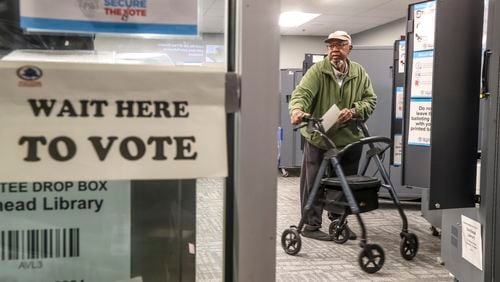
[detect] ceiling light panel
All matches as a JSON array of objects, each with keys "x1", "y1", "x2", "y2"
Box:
[{"x1": 279, "y1": 11, "x2": 321, "y2": 27}]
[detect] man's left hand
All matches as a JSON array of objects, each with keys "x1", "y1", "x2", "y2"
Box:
[{"x1": 338, "y1": 108, "x2": 355, "y2": 124}]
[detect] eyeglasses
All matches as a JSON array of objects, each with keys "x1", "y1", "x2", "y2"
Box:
[{"x1": 326, "y1": 42, "x2": 349, "y2": 49}]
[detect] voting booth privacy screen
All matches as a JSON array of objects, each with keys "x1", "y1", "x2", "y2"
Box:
[{"x1": 403, "y1": 0, "x2": 483, "y2": 210}]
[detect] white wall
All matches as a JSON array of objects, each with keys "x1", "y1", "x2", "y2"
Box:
[
  {"x1": 351, "y1": 18, "x2": 406, "y2": 46},
  {"x1": 279, "y1": 35, "x2": 325, "y2": 69},
  {"x1": 279, "y1": 17, "x2": 406, "y2": 69}
]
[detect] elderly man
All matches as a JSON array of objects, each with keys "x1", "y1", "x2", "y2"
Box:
[{"x1": 289, "y1": 31, "x2": 377, "y2": 241}]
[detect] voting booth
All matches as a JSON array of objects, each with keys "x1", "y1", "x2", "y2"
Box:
[{"x1": 403, "y1": 0, "x2": 486, "y2": 280}]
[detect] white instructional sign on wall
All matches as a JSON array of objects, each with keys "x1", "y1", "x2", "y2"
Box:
[
  {"x1": 395, "y1": 86, "x2": 404, "y2": 119},
  {"x1": 411, "y1": 50, "x2": 434, "y2": 99},
  {"x1": 408, "y1": 99, "x2": 432, "y2": 146},
  {"x1": 393, "y1": 134, "x2": 402, "y2": 166},
  {"x1": 0, "y1": 62, "x2": 227, "y2": 181},
  {"x1": 461, "y1": 215, "x2": 483, "y2": 270},
  {"x1": 398, "y1": 40, "x2": 406, "y2": 73},
  {"x1": 413, "y1": 1, "x2": 436, "y2": 52}
]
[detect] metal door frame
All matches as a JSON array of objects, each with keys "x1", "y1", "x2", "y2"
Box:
[{"x1": 225, "y1": 0, "x2": 280, "y2": 281}]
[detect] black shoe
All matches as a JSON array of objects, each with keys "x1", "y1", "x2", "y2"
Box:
[
  {"x1": 302, "y1": 229, "x2": 333, "y2": 241},
  {"x1": 327, "y1": 212, "x2": 340, "y2": 222},
  {"x1": 345, "y1": 225, "x2": 357, "y2": 240}
]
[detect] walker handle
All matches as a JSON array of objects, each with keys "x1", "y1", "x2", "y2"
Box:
[
  {"x1": 338, "y1": 136, "x2": 392, "y2": 156},
  {"x1": 293, "y1": 116, "x2": 322, "y2": 134}
]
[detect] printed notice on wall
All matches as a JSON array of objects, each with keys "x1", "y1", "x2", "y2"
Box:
[
  {"x1": 0, "y1": 62, "x2": 227, "y2": 181},
  {"x1": 461, "y1": 215, "x2": 483, "y2": 270},
  {"x1": 20, "y1": 0, "x2": 197, "y2": 35},
  {"x1": 395, "y1": 87, "x2": 404, "y2": 119},
  {"x1": 408, "y1": 99, "x2": 432, "y2": 146},
  {"x1": 413, "y1": 1, "x2": 436, "y2": 52},
  {"x1": 0, "y1": 180, "x2": 131, "y2": 281},
  {"x1": 411, "y1": 50, "x2": 434, "y2": 98},
  {"x1": 393, "y1": 134, "x2": 402, "y2": 166},
  {"x1": 398, "y1": 40, "x2": 406, "y2": 73}
]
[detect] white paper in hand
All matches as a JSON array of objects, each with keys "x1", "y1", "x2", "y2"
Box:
[{"x1": 321, "y1": 104, "x2": 341, "y2": 131}]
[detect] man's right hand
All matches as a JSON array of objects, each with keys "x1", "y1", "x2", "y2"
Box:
[{"x1": 290, "y1": 109, "x2": 310, "y2": 125}]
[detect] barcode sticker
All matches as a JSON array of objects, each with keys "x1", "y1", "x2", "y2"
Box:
[{"x1": 0, "y1": 228, "x2": 79, "y2": 261}]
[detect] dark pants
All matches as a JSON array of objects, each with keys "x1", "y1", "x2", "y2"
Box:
[{"x1": 300, "y1": 141, "x2": 362, "y2": 231}]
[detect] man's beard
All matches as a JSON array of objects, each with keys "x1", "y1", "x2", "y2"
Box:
[{"x1": 331, "y1": 59, "x2": 345, "y2": 70}]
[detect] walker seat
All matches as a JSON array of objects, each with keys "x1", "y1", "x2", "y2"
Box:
[{"x1": 322, "y1": 175, "x2": 381, "y2": 214}]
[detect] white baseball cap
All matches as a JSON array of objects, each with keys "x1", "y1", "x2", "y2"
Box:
[{"x1": 324, "y1": 30, "x2": 352, "y2": 45}]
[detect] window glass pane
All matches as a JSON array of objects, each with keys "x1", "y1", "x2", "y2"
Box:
[{"x1": 0, "y1": 0, "x2": 226, "y2": 280}]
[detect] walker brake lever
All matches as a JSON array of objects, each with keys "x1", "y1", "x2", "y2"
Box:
[{"x1": 293, "y1": 123, "x2": 307, "y2": 131}]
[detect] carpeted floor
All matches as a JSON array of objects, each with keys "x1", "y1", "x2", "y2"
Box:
[{"x1": 196, "y1": 177, "x2": 453, "y2": 281}]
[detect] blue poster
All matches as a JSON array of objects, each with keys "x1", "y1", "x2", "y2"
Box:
[{"x1": 20, "y1": 0, "x2": 198, "y2": 35}]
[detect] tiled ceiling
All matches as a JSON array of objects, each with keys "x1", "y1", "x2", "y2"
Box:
[{"x1": 199, "y1": 0, "x2": 421, "y2": 36}]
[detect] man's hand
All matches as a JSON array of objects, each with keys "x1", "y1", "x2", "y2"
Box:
[
  {"x1": 290, "y1": 109, "x2": 310, "y2": 125},
  {"x1": 337, "y1": 108, "x2": 355, "y2": 124}
]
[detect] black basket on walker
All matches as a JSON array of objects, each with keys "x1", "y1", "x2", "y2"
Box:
[{"x1": 322, "y1": 175, "x2": 381, "y2": 214}]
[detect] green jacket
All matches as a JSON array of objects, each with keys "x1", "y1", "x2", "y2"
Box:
[{"x1": 289, "y1": 57, "x2": 377, "y2": 149}]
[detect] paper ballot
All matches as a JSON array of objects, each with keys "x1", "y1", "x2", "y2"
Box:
[{"x1": 321, "y1": 104, "x2": 341, "y2": 131}]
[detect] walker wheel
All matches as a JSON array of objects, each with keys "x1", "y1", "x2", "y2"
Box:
[
  {"x1": 281, "y1": 228, "x2": 302, "y2": 255},
  {"x1": 400, "y1": 232, "x2": 419, "y2": 260},
  {"x1": 328, "y1": 220, "x2": 349, "y2": 244},
  {"x1": 358, "y1": 244, "x2": 385, "y2": 273}
]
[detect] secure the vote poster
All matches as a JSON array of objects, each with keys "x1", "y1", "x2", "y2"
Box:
[
  {"x1": 0, "y1": 61, "x2": 227, "y2": 281},
  {"x1": 20, "y1": 0, "x2": 198, "y2": 35}
]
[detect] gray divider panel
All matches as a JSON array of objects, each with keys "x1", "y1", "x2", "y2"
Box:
[
  {"x1": 391, "y1": 39, "x2": 405, "y2": 166},
  {"x1": 279, "y1": 69, "x2": 303, "y2": 170}
]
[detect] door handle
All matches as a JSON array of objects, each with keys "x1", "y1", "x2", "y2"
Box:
[{"x1": 481, "y1": 49, "x2": 492, "y2": 99}]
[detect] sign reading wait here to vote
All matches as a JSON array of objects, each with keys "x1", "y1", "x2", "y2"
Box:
[{"x1": 0, "y1": 62, "x2": 227, "y2": 181}]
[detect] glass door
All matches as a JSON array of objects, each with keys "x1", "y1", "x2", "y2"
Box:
[{"x1": 0, "y1": 0, "x2": 229, "y2": 281}]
